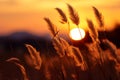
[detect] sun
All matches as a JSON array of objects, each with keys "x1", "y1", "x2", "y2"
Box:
[{"x1": 69, "y1": 28, "x2": 86, "y2": 41}]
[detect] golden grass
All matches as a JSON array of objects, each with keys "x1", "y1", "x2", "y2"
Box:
[
  {"x1": 42, "y1": 4, "x2": 120, "y2": 80},
  {"x1": 1, "y1": 3, "x2": 120, "y2": 80},
  {"x1": 6, "y1": 57, "x2": 29, "y2": 80},
  {"x1": 55, "y1": 8, "x2": 67, "y2": 24},
  {"x1": 87, "y1": 19, "x2": 99, "y2": 42},
  {"x1": 24, "y1": 44, "x2": 42, "y2": 70},
  {"x1": 44, "y1": 18, "x2": 58, "y2": 37},
  {"x1": 67, "y1": 4, "x2": 80, "y2": 26},
  {"x1": 92, "y1": 6, "x2": 104, "y2": 27}
]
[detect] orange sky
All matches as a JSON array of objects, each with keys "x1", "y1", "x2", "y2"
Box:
[{"x1": 0, "y1": 0, "x2": 120, "y2": 36}]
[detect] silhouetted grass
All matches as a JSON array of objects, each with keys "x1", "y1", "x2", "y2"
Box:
[{"x1": 0, "y1": 3, "x2": 120, "y2": 80}]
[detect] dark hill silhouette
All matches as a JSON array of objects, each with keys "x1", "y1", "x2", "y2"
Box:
[
  {"x1": 0, "y1": 25, "x2": 120, "y2": 60},
  {"x1": 106, "y1": 24, "x2": 120, "y2": 48},
  {"x1": 8, "y1": 31, "x2": 40, "y2": 40},
  {"x1": 98, "y1": 24, "x2": 120, "y2": 48},
  {"x1": 0, "y1": 32, "x2": 55, "y2": 61}
]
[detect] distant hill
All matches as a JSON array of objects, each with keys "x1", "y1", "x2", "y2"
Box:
[
  {"x1": 0, "y1": 26, "x2": 120, "y2": 60},
  {"x1": 9, "y1": 31, "x2": 39, "y2": 39},
  {"x1": 0, "y1": 32, "x2": 55, "y2": 60},
  {"x1": 99, "y1": 24, "x2": 120, "y2": 48},
  {"x1": 0, "y1": 31, "x2": 50, "y2": 40}
]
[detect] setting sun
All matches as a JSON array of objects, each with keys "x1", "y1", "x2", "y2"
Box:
[{"x1": 69, "y1": 28, "x2": 86, "y2": 41}]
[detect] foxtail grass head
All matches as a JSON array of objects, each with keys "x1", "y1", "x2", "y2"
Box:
[{"x1": 67, "y1": 4, "x2": 80, "y2": 25}]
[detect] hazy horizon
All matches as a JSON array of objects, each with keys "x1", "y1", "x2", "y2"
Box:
[{"x1": 0, "y1": 0, "x2": 120, "y2": 35}]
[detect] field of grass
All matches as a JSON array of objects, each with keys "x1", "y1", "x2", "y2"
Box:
[{"x1": 0, "y1": 4, "x2": 120, "y2": 80}]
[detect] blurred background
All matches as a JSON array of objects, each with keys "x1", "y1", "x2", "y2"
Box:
[{"x1": 0, "y1": 0, "x2": 120, "y2": 60}]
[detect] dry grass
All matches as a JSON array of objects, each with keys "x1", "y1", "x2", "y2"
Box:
[
  {"x1": 55, "y1": 8, "x2": 67, "y2": 24},
  {"x1": 42, "y1": 4, "x2": 120, "y2": 80},
  {"x1": 44, "y1": 18, "x2": 58, "y2": 37},
  {"x1": 87, "y1": 19, "x2": 99, "y2": 42},
  {"x1": 67, "y1": 4, "x2": 80, "y2": 26},
  {"x1": 1, "y1": 3, "x2": 120, "y2": 80},
  {"x1": 24, "y1": 44, "x2": 42, "y2": 70},
  {"x1": 6, "y1": 58, "x2": 29, "y2": 80},
  {"x1": 92, "y1": 6, "x2": 104, "y2": 27}
]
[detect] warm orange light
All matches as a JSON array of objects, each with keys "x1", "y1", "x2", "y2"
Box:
[{"x1": 69, "y1": 28, "x2": 85, "y2": 41}]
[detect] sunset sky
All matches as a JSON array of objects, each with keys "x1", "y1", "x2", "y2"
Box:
[{"x1": 0, "y1": 0, "x2": 120, "y2": 36}]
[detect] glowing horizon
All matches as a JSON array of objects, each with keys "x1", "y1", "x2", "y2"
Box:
[{"x1": 0, "y1": 0, "x2": 120, "y2": 36}]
